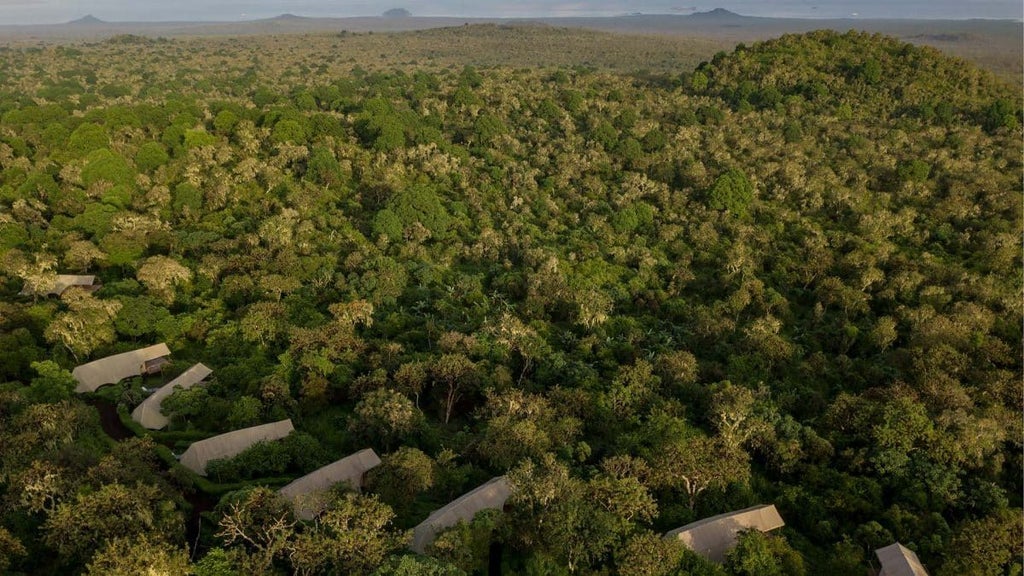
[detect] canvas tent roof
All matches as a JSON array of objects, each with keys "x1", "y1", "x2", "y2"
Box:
[
  {"x1": 21, "y1": 274, "x2": 97, "y2": 297},
  {"x1": 876, "y1": 542, "x2": 929, "y2": 576},
  {"x1": 72, "y1": 343, "x2": 172, "y2": 393},
  {"x1": 279, "y1": 448, "x2": 382, "y2": 520},
  {"x1": 131, "y1": 363, "x2": 212, "y2": 429},
  {"x1": 180, "y1": 419, "x2": 294, "y2": 476},
  {"x1": 665, "y1": 504, "x2": 785, "y2": 562},
  {"x1": 410, "y1": 476, "x2": 511, "y2": 553}
]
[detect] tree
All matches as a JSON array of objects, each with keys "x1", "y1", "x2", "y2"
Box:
[
  {"x1": 708, "y1": 382, "x2": 771, "y2": 451},
  {"x1": 240, "y1": 301, "x2": 289, "y2": 347},
  {"x1": 216, "y1": 488, "x2": 295, "y2": 574},
  {"x1": 614, "y1": 531, "x2": 685, "y2": 576},
  {"x1": 508, "y1": 456, "x2": 657, "y2": 573},
  {"x1": 707, "y1": 169, "x2": 754, "y2": 217},
  {"x1": 432, "y1": 353, "x2": 478, "y2": 424},
  {"x1": 938, "y1": 509, "x2": 1023, "y2": 576},
  {"x1": 367, "y1": 447, "x2": 436, "y2": 512},
  {"x1": 85, "y1": 535, "x2": 191, "y2": 576},
  {"x1": 136, "y1": 255, "x2": 192, "y2": 304},
  {"x1": 0, "y1": 528, "x2": 25, "y2": 574},
  {"x1": 724, "y1": 530, "x2": 805, "y2": 576},
  {"x1": 64, "y1": 239, "x2": 106, "y2": 272},
  {"x1": 27, "y1": 360, "x2": 78, "y2": 403},
  {"x1": 288, "y1": 492, "x2": 407, "y2": 575},
  {"x1": 372, "y1": 555, "x2": 466, "y2": 576},
  {"x1": 649, "y1": 436, "x2": 750, "y2": 510},
  {"x1": 428, "y1": 509, "x2": 501, "y2": 574},
  {"x1": 44, "y1": 289, "x2": 122, "y2": 361},
  {"x1": 43, "y1": 482, "x2": 183, "y2": 562},
  {"x1": 476, "y1": 389, "x2": 581, "y2": 470},
  {"x1": 348, "y1": 389, "x2": 423, "y2": 449},
  {"x1": 135, "y1": 141, "x2": 170, "y2": 172}
]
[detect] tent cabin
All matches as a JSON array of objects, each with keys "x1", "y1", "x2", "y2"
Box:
[
  {"x1": 410, "y1": 476, "x2": 512, "y2": 553},
  {"x1": 875, "y1": 542, "x2": 929, "y2": 576},
  {"x1": 278, "y1": 448, "x2": 382, "y2": 520},
  {"x1": 664, "y1": 504, "x2": 785, "y2": 562},
  {"x1": 131, "y1": 363, "x2": 212, "y2": 429},
  {"x1": 20, "y1": 274, "x2": 101, "y2": 297},
  {"x1": 72, "y1": 343, "x2": 172, "y2": 393},
  {"x1": 179, "y1": 419, "x2": 295, "y2": 476}
]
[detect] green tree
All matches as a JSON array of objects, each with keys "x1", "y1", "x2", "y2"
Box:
[
  {"x1": 707, "y1": 169, "x2": 754, "y2": 217},
  {"x1": 44, "y1": 290, "x2": 122, "y2": 361},
  {"x1": 43, "y1": 482, "x2": 182, "y2": 562},
  {"x1": 649, "y1": 436, "x2": 750, "y2": 510},
  {"x1": 938, "y1": 509, "x2": 1023, "y2": 576},
  {"x1": 135, "y1": 141, "x2": 170, "y2": 172},
  {"x1": 288, "y1": 492, "x2": 407, "y2": 575},
  {"x1": 348, "y1": 389, "x2": 423, "y2": 449},
  {"x1": 85, "y1": 535, "x2": 191, "y2": 576},
  {"x1": 27, "y1": 360, "x2": 78, "y2": 403},
  {"x1": 724, "y1": 530, "x2": 805, "y2": 576}
]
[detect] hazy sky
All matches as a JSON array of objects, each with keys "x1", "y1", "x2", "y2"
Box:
[{"x1": 1, "y1": 0, "x2": 1021, "y2": 25}]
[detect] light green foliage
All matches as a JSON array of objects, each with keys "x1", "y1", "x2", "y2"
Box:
[
  {"x1": 288, "y1": 492, "x2": 407, "y2": 575},
  {"x1": 43, "y1": 482, "x2": 182, "y2": 561},
  {"x1": 348, "y1": 389, "x2": 423, "y2": 449},
  {"x1": 85, "y1": 535, "x2": 190, "y2": 576},
  {"x1": 367, "y1": 447, "x2": 436, "y2": 512},
  {"x1": 27, "y1": 360, "x2": 77, "y2": 403},
  {"x1": 184, "y1": 128, "x2": 218, "y2": 149},
  {"x1": 724, "y1": 530, "x2": 805, "y2": 576}
]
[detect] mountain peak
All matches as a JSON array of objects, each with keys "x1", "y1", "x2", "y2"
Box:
[
  {"x1": 68, "y1": 14, "x2": 106, "y2": 25},
  {"x1": 689, "y1": 8, "x2": 744, "y2": 19}
]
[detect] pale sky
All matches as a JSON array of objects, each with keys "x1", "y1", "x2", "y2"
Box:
[{"x1": 0, "y1": 0, "x2": 1021, "y2": 25}]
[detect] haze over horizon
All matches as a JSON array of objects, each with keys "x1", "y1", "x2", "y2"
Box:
[{"x1": 0, "y1": 0, "x2": 1021, "y2": 26}]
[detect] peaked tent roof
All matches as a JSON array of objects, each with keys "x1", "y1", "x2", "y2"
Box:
[
  {"x1": 131, "y1": 363, "x2": 212, "y2": 429},
  {"x1": 279, "y1": 448, "x2": 382, "y2": 520},
  {"x1": 20, "y1": 274, "x2": 97, "y2": 297},
  {"x1": 876, "y1": 542, "x2": 930, "y2": 576},
  {"x1": 180, "y1": 419, "x2": 295, "y2": 476},
  {"x1": 665, "y1": 504, "x2": 785, "y2": 562},
  {"x1": 410, "y1": 476, "x2": 512, "y2": 553},
  {"x1": 72, "y1": 343, "x2": 172, "y2": 393}
]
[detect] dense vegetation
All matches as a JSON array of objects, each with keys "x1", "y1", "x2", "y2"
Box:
[{"x1": 0, "y1": 27, "x2": 1020, "y2": 575}]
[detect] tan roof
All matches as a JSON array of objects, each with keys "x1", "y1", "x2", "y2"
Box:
[
  {"x1": 279, "y1": 448, "x2": 382, "y2": 520},
  {"x1": 665, "y1": 504, "x2": 785, "y2": 562},
  {"x1": 876, "y1": 543, "x2": 929, "y2": 576},
  {"x1": 21, "y1": 274, "x2": 98, "y2": 297},
  {"x1": 410, "y1": 476, "x2": 511, "y2": 553},
  {"x1": 180, "y1": 419, "x2": 295, "y2": 476},
  {"x1": 131, "y1": 363, "x2": 212, "y2": 429},
  {"x1": 72, "y1": 343, "x2": 172, "y2": 393}
]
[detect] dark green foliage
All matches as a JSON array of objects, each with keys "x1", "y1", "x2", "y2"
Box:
[
  {"x1": 707, "y1": 168, "x2": 754, "y2": 216},
  {"x1": 81, "y1": 149, "x2": 134, "y2": 187},
  {"x1": 134, "y1": 142, "x2": 170, "y2": 173}
]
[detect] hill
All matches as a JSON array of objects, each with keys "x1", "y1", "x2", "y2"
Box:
[{"x1": 0, "y1": 28, "x2": 1019, "y2": 576}]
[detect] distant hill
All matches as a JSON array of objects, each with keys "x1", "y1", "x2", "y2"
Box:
[
  {"x1": 271, "y1": 13, "x2": 311, "y2": 21},
  {"x1": 67, "y1": 15, "x2": 106, "y2": 25},
  {"x1": 688, "y1": 8, "x2": 745, "y2": 19},
  {"x1": 383, "y1": 8, "x2": 412, "y2": 18}
]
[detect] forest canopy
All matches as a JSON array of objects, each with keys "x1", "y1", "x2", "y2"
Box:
[{"x1": 0, "y1": 26, "x2": 1021, "y2": 576}]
